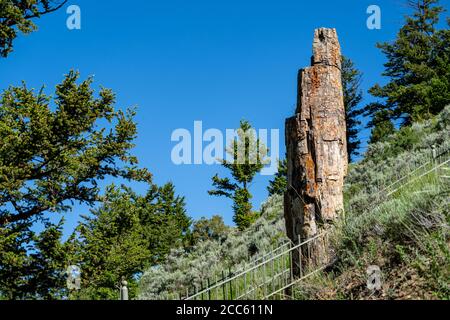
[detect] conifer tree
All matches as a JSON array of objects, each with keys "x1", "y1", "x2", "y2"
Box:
[
  {"x1": 209, "y1": 120, "x2": 268, "y2": 230},
  {"x1": 0, "y1": 0, "x2": 67, "y2": 57},
  {"x1": 342, "y1": 56, "x2": 364, "y2": 161},
  {"x1": 368, "y1": 110, "x2": 396, "y2": 144},
  {"x1": 71, "y1": 183, "x2": 191, "y2": 300},
  {"x1": 0, "y1": 71, "x2": 151, "y2": 298},
  {"x1": 365, "y1": 0, "x2": 450, "y2": 125},
  {"x1": 267, "y1": 159, "x2": 287, "y2": 196},
  {"x1": 0, "y1": 220, "x2": 72, "y2": 299}
]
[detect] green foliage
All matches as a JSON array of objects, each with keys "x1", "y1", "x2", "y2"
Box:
[
  {"x1": 365, "y1": 0, "x2": 450, "y2": 126},
  {"x1": 70, "y1": 182, "x2": 191, "y2": 300},
  {"x1": 0, "y1": 220, "x2": 71, "y2": 299},
  {"x1": 209, "y1": 120, "x2": 268, "y2": 230},
  {"x1": 341, "y1": 56, "x2": 364, "y2": 161},
  {"x1": 336, "y1": 177, "x2": 449, "y2": 299},
  {"x1": 139, "y1": 106, "x2": 450, "y2": 300},
  {"x1": 0, "y1": 71, "x2": 151, "y2": 299},
  {"x1": 0, "y1": 71, "x2": 151, "y2": 227},
  {"x1": 154, "y1": 182, "x2": 192, "y2": 254},
  {"x1": 190, "y1": 215, "x2": 230, "y2": 245},
  {"x1": 28, "y1": 220, "x2": 71, "y2": 300},
  {"x1": 232, "y1": 188, "x2": 258, "y2": 230},
  {"x1": 138, "y1": 195, "x2": 287, "y2": 300},
  {"x1": 344, "y1": 106, "x2": 448, "y2": 213},
  {"x1": 293, "y1": 106, "x2": 450, "y2": 300},
  {"x1": 267, "y1": 159, "x2": 287, "y2": 196},
  {"x1": 364, "y1": 105, "x2": 449, "y2": 164},
  {"x1": 368, "y1": 110, "x2": 396, "y2": 144},
  {"x1": 0, "y1": 0, "x2": 67, "y2": 57}
]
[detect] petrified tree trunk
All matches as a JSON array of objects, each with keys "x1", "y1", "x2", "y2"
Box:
[{"x1": 284, "y1": 28, "x2": 348, "y2": 276}]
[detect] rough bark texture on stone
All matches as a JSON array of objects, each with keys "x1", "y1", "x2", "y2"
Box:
[{"x1": 284, "y1": 28, "x2": 347, "y2": 274}]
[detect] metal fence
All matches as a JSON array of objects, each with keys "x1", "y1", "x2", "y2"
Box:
[
  {"x1": 186, "y1": 232, "x2": 331, "y2": 300},
  {"x1": 182, "y1": 144, "x2": 450, "y2": 300}
]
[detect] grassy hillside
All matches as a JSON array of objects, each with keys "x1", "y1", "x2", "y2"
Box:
[
  {"x1": 138, "y1": 194, "x2": 288, "y2": 299},
  {"x1": 138, "y1": 106, "x2": 450, "y2": 300},
  {"x1": 294, "y1": 106, "x2": 450, "y2": 300}
]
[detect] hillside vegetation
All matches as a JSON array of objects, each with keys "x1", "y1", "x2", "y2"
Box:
[
  {"x1": 138, "y1": 106, "x2": 450, "y2": 300},
  {"x1": 293, "y1": 106, "x2": 450, "y2": 300}
]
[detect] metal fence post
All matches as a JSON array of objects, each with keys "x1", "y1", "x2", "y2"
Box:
[
  {"x1": 222, "y1": 270, "x2": 226, "y2": 299},
  {"x1": 228, "y1": 267, "x2": 233, "y2": 299},
  {"x1": 207, "y1": 278, "x2": 211, "y2": 300},
  {"x1": 432, "y1": 145, "x2": 438, "y2": 181},
  {"x1": 120, "y1": 279, "x2": 129, "y2": 300}
]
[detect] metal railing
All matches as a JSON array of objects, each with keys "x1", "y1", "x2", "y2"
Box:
[
  {"x1": 186, "y1": 232, "x2": 330, "y2": 300},
  {"x1": 183, "y1": 144, "x2": 450, "y2": 300}
]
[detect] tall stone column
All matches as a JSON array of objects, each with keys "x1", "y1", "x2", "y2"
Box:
[{"x1": 284, "y1": 28, "x2": 348, "y2": 276}]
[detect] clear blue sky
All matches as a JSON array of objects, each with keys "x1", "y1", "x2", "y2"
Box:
[{"x1": 1, "y1": 0, "x2": 448, "y2": 236}]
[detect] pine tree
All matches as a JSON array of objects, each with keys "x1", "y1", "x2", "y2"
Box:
[
  {"x1": 366, "y1": 0, "x2": 450, "y2": 125},
  {"x1": 0, "y1": 71, "x2": 151, "y2": 298},
  {"x1": 342, "y1": 56, "x2": 364, "y2": 161},
  {"x1": 209, "y1": 120, "x2": 268, "y2": 230},
  {"x1": 0, "y1": 220, "x2": 71, "y2": 299},
  {"x1": 267, "y1": 159, "x2": 287, "y2": 196},
  {"x1": 72, "y1": 185, "x2": 151, "y2": 300},
  {"x1": 28, "y1": 220, "x2": 69, "y2": 300},
  {"x1": 0, "y1": 223, "x2": 33, "y2": 299},
  {"x1": 0, "y1": 71, "x2": 151, "y2": 227},
  {"x1": 368, "y1": 110, "x2": 396, "y2": 144},
  {"x1": 0, "y1": 0, "x2": 68, "y2": 57},
  {"x1": 153, "y1": 182, "x2": 192, "y2": 255},
  {"x1": 71, "y1": 183, "x2": 191, "y2": 300}
]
